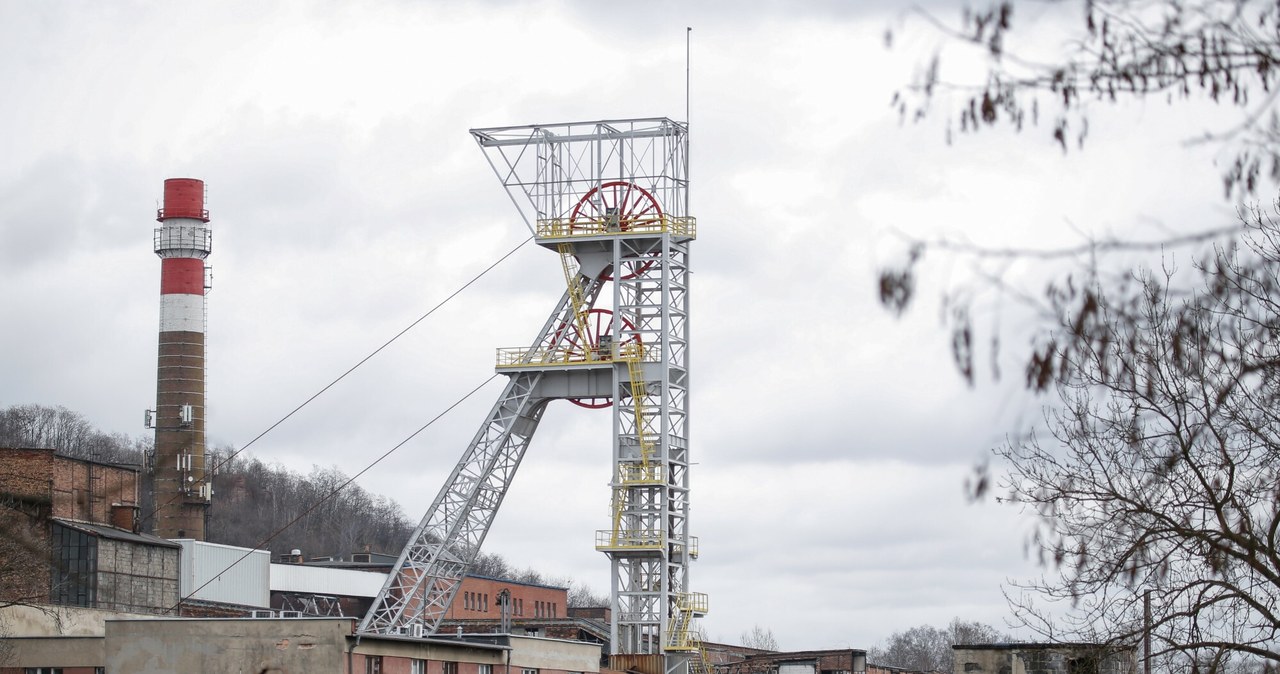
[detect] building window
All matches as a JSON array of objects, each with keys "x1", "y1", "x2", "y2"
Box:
[
  {"x1": 412, "y1": 661, "x2": 427, "y2": 674},
  {"x1": 50, "y1": 523, "x2": 96, "y2": 607},
  {"x1": 365, "y1": 655, "x2": 383, "y2": 674},
  {"x1": 443, "y1": 662, "x2": 459, "y2": 674},
  {"x1": 480, "y1": 665, "x2": 494, "y2": 674},
  {"x1": 523, "y1": 668, "x2": 539, "y2": 674},
  {"x1": 25, "y1": 669, "x2": 65, "y2": 674},
  {"x1": 483, "y1": 593, "x2": 489, "y2": 612}
]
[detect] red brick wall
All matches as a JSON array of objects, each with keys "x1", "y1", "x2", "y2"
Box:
[
  {"x1": 445, "y1": 576, "x2": 568, "y2": 621},
  {"x1": 50, "y1": 454, "x2": 139, "y2": 523},
  {"x1": 0, "y1": 447, "x2": 141, "y2": 525},
  {"x1": 0, "y1": 509, "x2": 53, "y2": 607},
  {"x1": 0, "y1": 447, "x2": 57, "y2": 506}
]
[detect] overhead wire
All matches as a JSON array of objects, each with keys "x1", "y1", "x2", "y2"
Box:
[
  {"x1": 165, "y1": 372, "x2": 499, "y2": 613},
  {"x1": 161, "y1": 230, "x2": 537, "y2": 609},
  {"x1": 140, "y1": 233, "x2": 533, "y2": 533}
]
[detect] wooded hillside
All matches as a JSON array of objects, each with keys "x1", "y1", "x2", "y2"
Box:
[{"x1": 0, "y1": 404, "x2": 413, "y2": 556}]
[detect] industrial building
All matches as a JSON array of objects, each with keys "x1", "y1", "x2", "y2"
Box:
[
  {"x1": 103, "y1": 618, "x2": 602, "y2": 674},
  {"x1": 0, "y1": 446, "x2": 179, "y2": 616},
  {"x1": 269, "y1": 552, "x2": 612, "y2": 645},
  {"x1": 3, "y1": 614, "x2": 604, "y2": 674},
  {"x1": 0, "y1": 141, "x2": 999, "y2": 674},
  {"x1": 952, "y1": 643, "x2": 1137, "y2": 674}
]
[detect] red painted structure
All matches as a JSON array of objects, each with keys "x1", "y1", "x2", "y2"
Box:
[{"x1": 152, "y1": 178, "x2": 213, "y2": 540}]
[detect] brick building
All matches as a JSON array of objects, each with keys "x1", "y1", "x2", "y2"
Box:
[
  {"x1": 719, "y1": 648, "x2": 871, "y2": 674},
  {"x1": 0, "y1": 447, "x2": 180, "y2": 615},
  {"x1": 445, "y1": 575, "x2": 568, "y2": 622},
  {"x1": 952, "y1": 643, "x2": 1137, "y2": 674},
  {"x1": 268, "y1": 554, "x2": 610, "y2": 647}
]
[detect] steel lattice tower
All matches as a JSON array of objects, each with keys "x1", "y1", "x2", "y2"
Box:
[{"x1": 359, "y1": 118, "x2": 705, "y2": 674}]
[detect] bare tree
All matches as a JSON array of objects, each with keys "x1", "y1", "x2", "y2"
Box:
[
  {"x1": 469, "y1": 552, "x2": 513, "y2": 579},
  {"x1": 204, "y1": 454, "x2": 414, "y2": 558},
  {"x1": 881, "y1": 0, "x2": 1280, "y2": 388},
  {"x1": 0, "y1": 404, "x2": 146, "y2": 464},
  {"x1": 740, "y1": 624, "x2": 779, "y2": 651},
  {"x1": 872, "y1": 619, "x2": 1008, "y2": 673},
  {"x1": 893, "y1": 0, "x2": 1280, "y2": 198},
  {"x1": 564, "y1": 580, "x2": 608, "y2": 608},
  {"x1": 987, "y1": 213, "x2": 1280, "y2": 671}
]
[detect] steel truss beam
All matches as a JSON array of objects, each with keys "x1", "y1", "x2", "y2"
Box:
[
  {"x1": 363, "y1": 120, "x2": 700, "y2": 674},
  {"x1": 359, "y1": 277, "x2": 601, "y2": 635}
]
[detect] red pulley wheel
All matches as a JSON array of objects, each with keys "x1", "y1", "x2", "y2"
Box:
[
  {"x1": 553, "y1": 308, "x2": 640, "y2": 409},
  {"x1": 568, "y1": 181, "x2": 662, "y2": 281}
]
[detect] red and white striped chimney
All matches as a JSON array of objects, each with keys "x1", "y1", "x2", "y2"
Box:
[{"x1": 152, "y1": 178, "x2": 212, "y2": 540}]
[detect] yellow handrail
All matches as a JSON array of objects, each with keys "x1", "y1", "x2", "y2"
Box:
[
  {"x1": 557, "y1": 243, "x2": 596, "y2": 363},
  {"x1": 594, "y1": 530, "x2": 664, "y2": 549},
  {"x1": 536, "y1": 215, "x2": 696, "y2": 240},
  {"x1": 495, "y1": 341, "x2": 658, "y2": 369}
]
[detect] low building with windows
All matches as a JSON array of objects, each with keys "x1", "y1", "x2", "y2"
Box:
[
  {"x1": 719, "y1": 649, "x2": 869, "y2": 674},
  {"x1": 100, "y1": 616, "x2": 602, "y2": 674},
  {"x1": 952, "y1": 643, "x2": 1137, "y2": 674}
]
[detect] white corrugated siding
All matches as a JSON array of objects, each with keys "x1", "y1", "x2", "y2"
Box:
[
  {"x1": 269, "y1": 563, "x2": 387, "y2": 598},
  {"x1": 176, "y1": 539, "x2": 270, "y2": 607}
]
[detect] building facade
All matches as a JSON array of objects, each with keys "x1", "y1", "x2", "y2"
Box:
[
  {"x1": 0, "y1": 447, "x2": 179, "y2": 616},
  {"x1": 952, "y1": 643, "x2": 1137, "y2": 674}
]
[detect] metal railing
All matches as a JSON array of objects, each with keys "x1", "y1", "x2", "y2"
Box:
[
  {"x1": 618, "y1": 463, "x2": 664, "y2": 483},
  {"x1": 495, "y1": 341, "x2": 656, "y2": 369},
  {"x1": 672, "y1": 536, "x2": 700, "y2": 560},
  {"x1": 595, "y1": 529, "x2": 664, "y2": 550},
  {"x1": 153, "y1": 227, "x2": 212, "y2": 255},
  {"x1": 535, "y1": 215, "x2": 696, "y2": 240},
  {"x1": 676, "y1": 592, "x2": 709, "y2": 615}
]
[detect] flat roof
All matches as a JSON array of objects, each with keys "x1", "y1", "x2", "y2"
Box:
[
  {"x1": 953, "y1": 643, "x2": 1118, "y2": 651},
  {"x1": 53, "y1": 518, "x2": 180, "y2": 549},
  {"x1": 464, "y1": 573, "x2": 568, "y2": 591}
]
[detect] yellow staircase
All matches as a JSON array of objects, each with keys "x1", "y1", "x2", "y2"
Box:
[
  {"x1": 557, "y1": 242, "x2": 596, "y2": 362},
  {"x1": 666, "y1": 593, "x2": 709, "y2": 651}
]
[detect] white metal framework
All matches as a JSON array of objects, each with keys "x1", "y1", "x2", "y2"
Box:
[{"x1": 360, "y1": 118, "x2": 704, "y2": 674}]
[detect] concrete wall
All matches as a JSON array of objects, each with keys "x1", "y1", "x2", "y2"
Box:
[
  {"x1": 352, "y1": 635, "x2": 507, "y2": 665},
  {"x1": 0, "y1": 636, "x2": 103, "y2": 672},
  {"x1": 97, "y1": 537, "x2": 180, "y2": 614},
  {"x1": 105, "y1": 617, "x2": 352, "y2": 673},
  {"x1": 507, "y1": 634, "x2": 601, "y2": 673},
  {"x1": 0, "y1": 603, "x2": 149, "y2": 637},
  {"x1": 953, "y1": 645, "x2": 1136, "y2": 674}
]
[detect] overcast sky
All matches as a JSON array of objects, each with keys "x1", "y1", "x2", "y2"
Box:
[{"x1": 0, "y1": 0, "x2": 1246, "y2": 652}]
